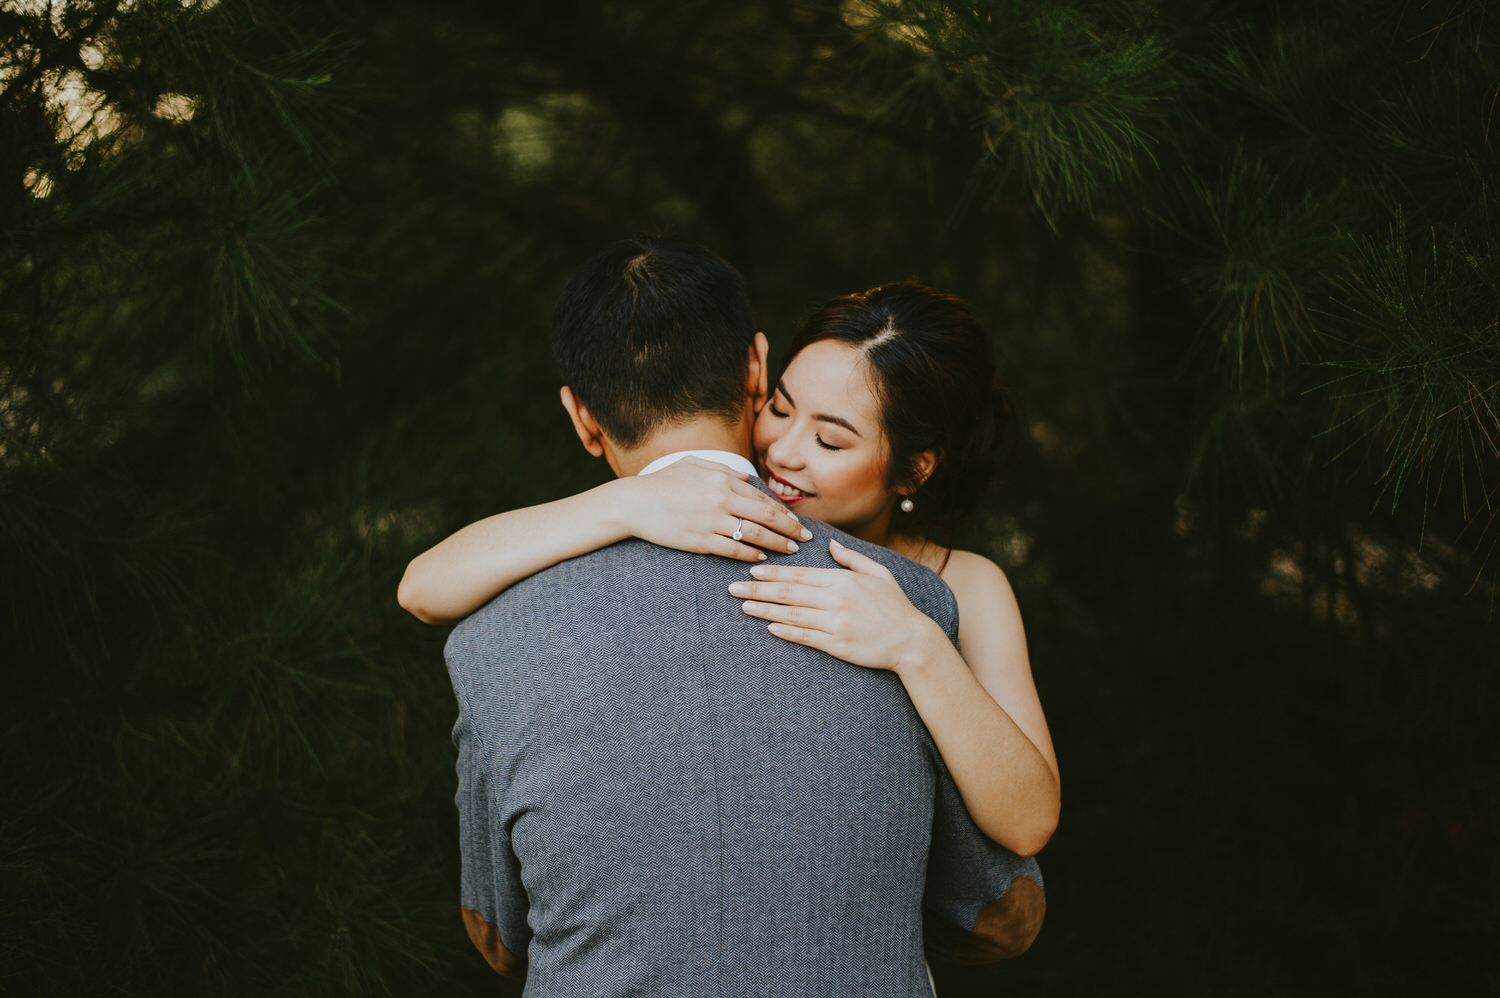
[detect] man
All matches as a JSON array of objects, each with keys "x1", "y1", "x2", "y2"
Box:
[{"x1": 445, "y1": 237, "x2": 1043, "y2": 995}]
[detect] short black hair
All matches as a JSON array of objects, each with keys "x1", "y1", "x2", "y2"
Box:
[{"x1": 551, "y1": 238, "x2": 756, "y2": 449}]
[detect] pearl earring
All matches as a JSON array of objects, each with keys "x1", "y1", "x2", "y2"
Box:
[{"x1": 899, "y1": 497, "x2": 915, "y2": 513}]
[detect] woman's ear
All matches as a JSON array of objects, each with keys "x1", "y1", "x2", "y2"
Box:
[
  {"x1": 559, "y1": 386, "x2": 607, "y2": 458},
  {"x1": 908, "y1": 449, "x2": 941, "y2": 492}
]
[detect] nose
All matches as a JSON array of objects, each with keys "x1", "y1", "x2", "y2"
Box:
[{"x1": 764, "y1": 428, "x2": 804, "y2": 471}]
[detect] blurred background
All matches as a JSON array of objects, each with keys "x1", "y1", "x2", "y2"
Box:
[{"x1": 3, "y1": 1, "x2": 1496, "y2": 994}]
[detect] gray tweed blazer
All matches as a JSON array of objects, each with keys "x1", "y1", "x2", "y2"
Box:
[{"x1": 445, "y1": 482, "x2": 1044, "y2": 996}]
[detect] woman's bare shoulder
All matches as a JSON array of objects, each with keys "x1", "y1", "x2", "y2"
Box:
[
  {"x1": 942, "y1": 550, "x2": 1031, "y2": 695},
  {"x1": 941, "y1": 548, "x2": 1017, "y2": 601}
]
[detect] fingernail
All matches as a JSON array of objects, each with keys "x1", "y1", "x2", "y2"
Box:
[
  {"x1": 785, "y1": 541, "x2": 798, "y2": 553},
  {"x1": 799, "y1": 528, "x2": 813, "y2": 541},
  {"x1": 757, "y1": 551, "x2": 767, "y2": 561},
  {"x1": 831, "y1": 538, "x2": 845, "y2": 548},
  {"x1": 749, "y1": 564, "x2": 768, "y2": 577},
  {"x1": 728, "y1": 582, "x2": 746, "y2": 595}
]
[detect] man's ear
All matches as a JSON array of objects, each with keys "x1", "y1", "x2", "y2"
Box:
[
  {"x1": 747, "y1": 332, "x2": 771, "y2": 413},
  {"x1": 559, "y1": 386, "x2": 606, "y2": 458}
]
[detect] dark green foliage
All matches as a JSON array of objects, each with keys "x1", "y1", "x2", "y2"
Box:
[
  {"x1": 864, "y1": 0, "x2": 1178, "y2": 216},
  {"x1": 1321, "y1": 212, "x2": 1500, "y2": 546},
  {"x1": 3, "y1": 0, "x2": 1496, "y2": 994}
]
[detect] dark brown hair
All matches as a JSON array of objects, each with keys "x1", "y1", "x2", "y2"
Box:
[
  {"x1": 552, "y1": 238, "x2": 755, "y2": 449},
  {"x1": 785, "y1": 282, "x2": 1013, "y2": 535}
]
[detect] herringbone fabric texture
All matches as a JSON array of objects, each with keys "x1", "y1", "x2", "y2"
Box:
[{"x1": 446, "y1": 483, "x2": 1042, "y2": 996}]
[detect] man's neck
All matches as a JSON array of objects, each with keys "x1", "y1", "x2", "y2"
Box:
[{"x1": 609, "y1": 420, "x2": 754, "y2": 478}]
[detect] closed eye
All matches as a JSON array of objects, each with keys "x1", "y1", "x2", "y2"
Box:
[
  {"x1": 815, "y1": 435, "x2": 841, "y2": 451},
  {"x1": 768, "y1": 402, "x2": 788, "y2": 418}
]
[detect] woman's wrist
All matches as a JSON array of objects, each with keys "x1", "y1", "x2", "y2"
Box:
[
  {"x1": 584, "y1": 477, "x2": 644, "y2": 544},
  {"x1": 891, "y1": 616, "x2": 960, "y2": 679}
]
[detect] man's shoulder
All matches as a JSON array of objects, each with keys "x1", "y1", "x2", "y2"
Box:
[
  {"x1": 448, "y1": 506, "x2": 957, "y2": 647},
  {"x1": 443, "y1": 537, "x2": 681, "y2": 687},
  {"x1": 449, "y1": 537, "x2": 673, "y2": 622},
  {"x1": 796, "y1": 519, "x2": 959, "y2": 636},
  {"x1": 447, "y1": 537, "x2": 732, "y2": 646}
]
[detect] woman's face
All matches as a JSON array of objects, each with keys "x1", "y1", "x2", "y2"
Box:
[{"x1": 753, "y1": 339, "x2": 900, "y2": 543}]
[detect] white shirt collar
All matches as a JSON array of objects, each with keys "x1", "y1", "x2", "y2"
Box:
[{"x1": 637, "y1": 449, "x2": 758, "y2": 478}]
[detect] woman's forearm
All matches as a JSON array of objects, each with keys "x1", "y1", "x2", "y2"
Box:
[
  {"x1": 401, "y1": 459, "x2": 811, "y2": 625},
  {"x1": 895, "y1": 631, "x2": 1061, "y2": 856},
  {"x1": 397, "y1": 480, "x2": 636, "y2": 623}
]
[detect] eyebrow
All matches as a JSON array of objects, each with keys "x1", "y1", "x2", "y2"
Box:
[{"x1": 775, "y1": 382, "x2": 864, "y2": 438}]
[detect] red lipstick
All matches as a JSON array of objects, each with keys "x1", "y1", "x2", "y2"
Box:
[{"x1": 764, "y1": 469, "x2": 815, "y2": 505}]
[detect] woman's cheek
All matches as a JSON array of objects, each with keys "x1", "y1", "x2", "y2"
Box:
[{"x1": 751, "y1": 411, "x2": 777, "y2": 456}]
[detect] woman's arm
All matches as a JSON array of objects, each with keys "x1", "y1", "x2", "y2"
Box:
[
  {"x1": 729, "y1": 541, "x2": 1060, "y2": 855},
  {"x1": 399, "y1": 459, "x2": 810, "y2": 624},
  {"x1": 917, "y1": 549, "x2": 1059, "y2": 848},
  {"x1": 943, "y1": 551, "x2": 1059, "y2": 785}
]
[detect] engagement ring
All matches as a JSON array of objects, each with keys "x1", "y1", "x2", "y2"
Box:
[{"x1": 732, "y1": 518, "x2": 744, "y2": 541}]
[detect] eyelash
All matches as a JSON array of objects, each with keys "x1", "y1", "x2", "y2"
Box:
[{"x1": 768, "y1": 397, "x2": 842, "y2": 451}]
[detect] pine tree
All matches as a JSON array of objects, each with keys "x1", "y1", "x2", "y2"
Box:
[{"x1": 3, "y1": 1, "x2": 1495, "y2": 994}]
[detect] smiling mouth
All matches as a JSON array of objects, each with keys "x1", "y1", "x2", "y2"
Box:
[{"x1": 766, "y1": 472, "x2": 815, "y2": 501}]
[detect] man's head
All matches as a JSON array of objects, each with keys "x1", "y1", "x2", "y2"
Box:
[{"x1": 552, "y1": 238, "x2": 768, "y2": 474}]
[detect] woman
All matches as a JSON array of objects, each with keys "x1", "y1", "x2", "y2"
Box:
[{"x1": 399, "y1": 283, "x2": 1060, "y2": 856}]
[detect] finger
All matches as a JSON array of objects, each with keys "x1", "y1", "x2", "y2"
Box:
[
  {"x1": 738, "y1": 599, "x2": 826, "y2": 629},
  {"x1": 728, "y1": 579, "x2": 833, "y2": 609},
  {"x1": 828, "y1": 538, "x2": 896, "y2": 581},
  {"x1": 764, "y1": 621, "x2": 842, "y2": 657},
  {"x1": 700, "y1": 533, "x2": 769, "y2": 563},
  {"x1": 729, "y1": 518, "x2": 802, "y2": 555},
  {"x1": 744, "y1": 563, "x2": 843, "y2": 586},
  {"x1": 729, "y1": 485, "x2": 813, "y2": 543},
  {"x1": 724, "y1": 543, "x2": 771, "y2": 563}
]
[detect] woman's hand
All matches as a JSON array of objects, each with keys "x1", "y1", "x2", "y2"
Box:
[
  {"x1": 613, "y1": 457, "x2": 812, "y2": 562},
  {"x1": 728, "y1": 539, "x2": 949, "y2": 672},
  {"x1": 735, "y1": 539, "x2": 1061, "y2": 854}
]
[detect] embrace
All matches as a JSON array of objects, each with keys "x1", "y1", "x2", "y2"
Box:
[{"x1": 398, "y1": 238, "x2": 1060, "y2": 995}]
